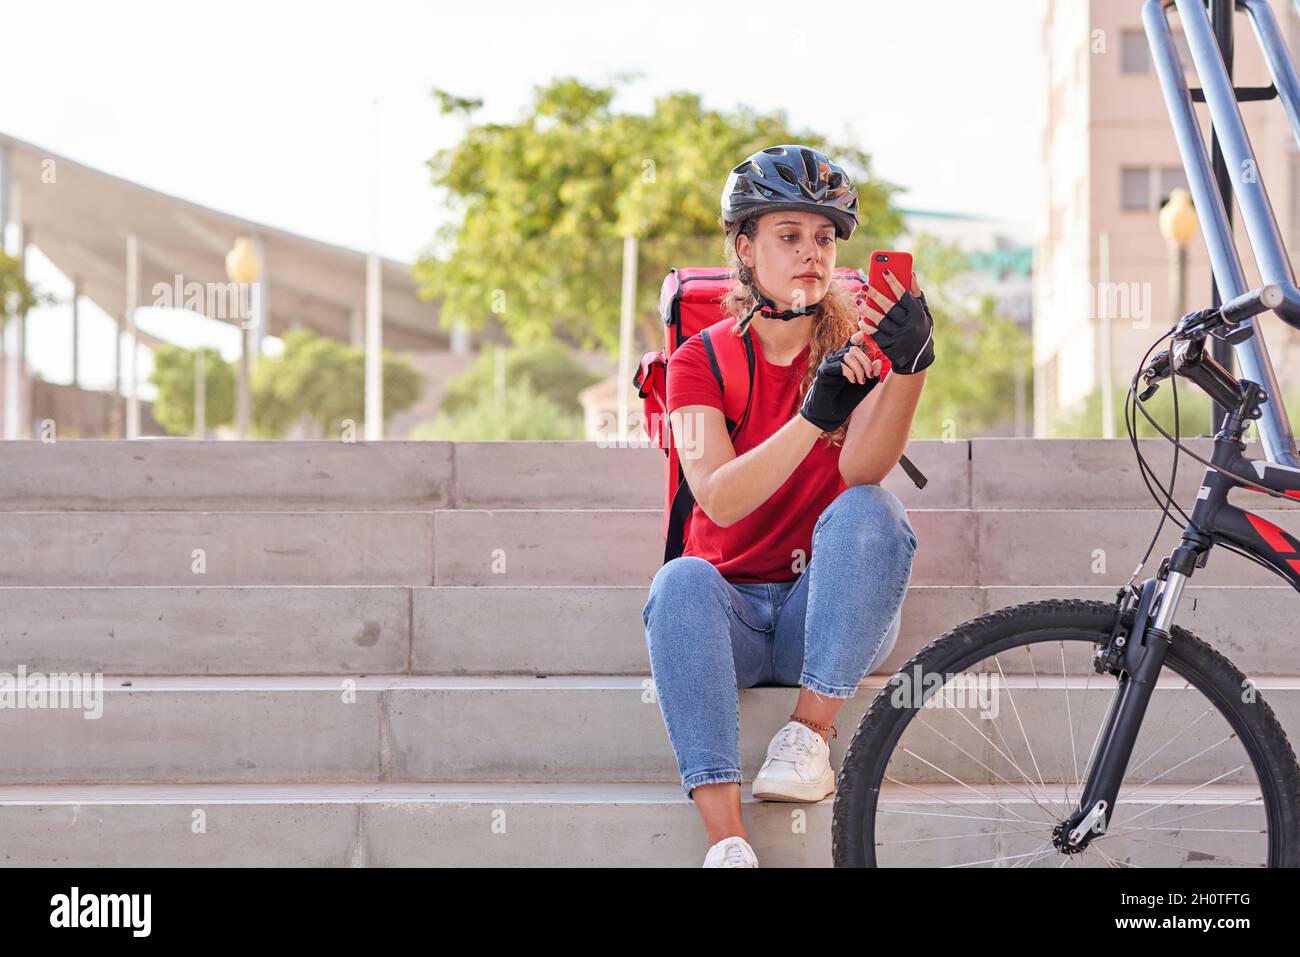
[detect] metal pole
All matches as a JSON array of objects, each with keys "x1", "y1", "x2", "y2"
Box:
[
  {"x1": 3, "y1": 172, "x2": 19, "y2": 440},
  {"x1": 125, "y1": 232, "x2": 140, "y2": 439},
  {"x1": 364, "y1": 252, "x2": 382, "y2": 439},
  {"x1": 1208, "y1": 0, "x2": 1236, "y2": 433},
  {"x1": 364, "y1": 97, "x2": 383, "y2": 441},
  {"x1": 618, "y1": 235, "x2": 638, "y2": 442},
  {"x1": 194, "y1": 348, "x2": 206, "y2": 439},
  {"x1": 71, "y1": 277, "x2": 80, "y2": 389},
  {"x1": 236, "y1": 311, "x2": 250, "y2": 439},
  {"x1": 1099, "y1": 232, "x2": 1114, "y2": 438},
  {"x1": 251, "y1": 235, "x2": 268, "y2": 371}
]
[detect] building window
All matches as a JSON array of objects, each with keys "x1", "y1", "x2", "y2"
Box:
[
  {"x1": 1121, "y1": 28, "x2": 1192, "y2": 74},
  {"x1": 1122, "y1": 168, "x2": 1151, "y2": 210},
  {"x1": 1121, "y1": 165, "x2": 1190, "y2": 211}
]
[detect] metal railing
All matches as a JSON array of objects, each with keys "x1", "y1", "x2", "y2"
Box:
[{"x1": 1142, "y1": 0, "x2": 1300, "y2": 466}]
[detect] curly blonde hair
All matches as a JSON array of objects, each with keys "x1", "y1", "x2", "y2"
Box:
[{"x1": 719, "y1": 213, "x2": 860, "y2": 447}]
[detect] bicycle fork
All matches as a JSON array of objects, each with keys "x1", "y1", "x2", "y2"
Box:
[{"x1": 1053, "y1": 538, "x2": 1205, "y2": 853}]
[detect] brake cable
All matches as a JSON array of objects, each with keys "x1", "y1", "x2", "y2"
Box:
[{"x1": 1123, "y1": 320, "x2": 1293, "y2": 591}]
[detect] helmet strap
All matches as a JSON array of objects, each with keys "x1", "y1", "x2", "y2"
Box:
[{"x1": 744, "y1": 279, "x2": 819, "y2": 323}]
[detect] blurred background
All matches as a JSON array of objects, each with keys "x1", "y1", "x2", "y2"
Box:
[{"x1": 5, "y1": 0, "x2": 1298, "y2": 442}]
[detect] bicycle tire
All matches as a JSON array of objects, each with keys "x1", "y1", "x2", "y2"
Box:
[{"x1": 832, "y1": 599, "x2": 1300, "y2": 867}]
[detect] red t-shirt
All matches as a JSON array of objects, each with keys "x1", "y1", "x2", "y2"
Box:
[{"x1": 667, "y1": 323, "x2": 851, "y2": 584}]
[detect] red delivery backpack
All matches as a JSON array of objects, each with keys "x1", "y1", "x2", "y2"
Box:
[{"x1": 633, "y1": 266, "x2": 928, "y2": 567}]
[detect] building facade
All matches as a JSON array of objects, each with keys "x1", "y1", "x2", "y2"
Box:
[{"x1": 1036, "y1": 0, "x2": 1300, "y2": 435}]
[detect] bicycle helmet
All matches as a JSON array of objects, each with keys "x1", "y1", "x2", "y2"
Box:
[
  {"x1": 721, "y1": 144, "x2": 859, "y2": 241},
  {"x1": 722, "y1": 145, "x2": 859, "y2": 322}
]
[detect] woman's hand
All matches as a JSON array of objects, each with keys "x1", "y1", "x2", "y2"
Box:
[
  {"x1": 799, "y1": 336, "x2": 884, "y2": 432},
  {"x1": 855, "y1": 268, "x2": 936, "y2": 375}
]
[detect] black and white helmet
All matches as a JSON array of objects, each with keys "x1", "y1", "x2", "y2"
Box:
[{"x1": 721, "y1": 144, "x2": 859, "y2": 240}]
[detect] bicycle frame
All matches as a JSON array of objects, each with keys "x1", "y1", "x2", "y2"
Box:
[
  {"x1": 1062, "y1": 0, "x2": 1300, "y2": 847},
  {"x1": 1062, "y1": 372, "x2": 1296, "y2": 848}
]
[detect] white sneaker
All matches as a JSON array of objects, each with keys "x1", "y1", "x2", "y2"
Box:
[
  {"x1": 751, "y1": 720, "x2": 835, "y2": 802},
  {"x1": 703, "y1": 835, "x2": 759, "y2": 867}
]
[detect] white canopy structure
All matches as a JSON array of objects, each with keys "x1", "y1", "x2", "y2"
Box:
[{"x1": 0, "y1": 132, "x2": 487, "y2": 438}]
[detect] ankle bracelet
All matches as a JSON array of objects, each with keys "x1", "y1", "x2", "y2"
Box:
[{"x1": 790, "y1": 713, "x2": 837, "y2": 740}]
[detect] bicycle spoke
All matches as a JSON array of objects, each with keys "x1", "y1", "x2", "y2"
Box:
[
  {"x1": 884, "y1": 767, "x2": 1046, "y2": 827},
  {"x1": 1055, "y1": 640, "x2": 1082, "y2": 809},
  {"x1": 1095, "y1": 831, "x2": 1263, "y2": 867},
  {"x1": 1126, "y1": 703, "x2": 1215, "y2": 779},
  {"x1": 875, "y1": 826, "x2": 1049, "y2": 846},
  {"x1": 910, "y1": 712, "x2": 1070, "y2": 823},
  {"x1": 923, "y1": 692, "x2": 1061, "y2": 811},
  {"x1": 1111, "y1": 765, "x2": 1249, "y2": 829},
  {"x1": 1093, "y1": 845, "x2": 1140, "y2": 868},
  {"x1": 878, "y1": 805, "x2": 1050, "y2": 825},
  {"x1": 1022, "y1": 640, "x2": 1081, "y2": 815},
  {"x1": 1012, "y1": 839, "x2": 1060, "y2": 868},
  {"x1": 1108, "y1": 796, "x2": 1264, "y2": 832},
  {"x1": 947, "y1": 844, "x2": 1058, "y2": 868},
  {"x1": 990, "y1": 654, "x2": 1051, "y2": 799},
  {"x1": 1122, "y1": 733, "x2": 1240, "y2": 799}
]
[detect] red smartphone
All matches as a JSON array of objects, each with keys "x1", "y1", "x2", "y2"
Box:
[{"x1": 866, "y1": 250, "x2": 914, "y2": 303}]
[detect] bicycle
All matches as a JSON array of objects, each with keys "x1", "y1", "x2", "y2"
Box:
[{"x1": 832, "y1": 283, "x2": 1300, "y2": 867}]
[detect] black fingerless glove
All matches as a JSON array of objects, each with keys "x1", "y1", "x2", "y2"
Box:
[
  {"x1": 872, "y1": 291, "x2": 935, "y2": 374},
  {"x1": 799, "y1": 338, "x2": 881, "y2": 432}
]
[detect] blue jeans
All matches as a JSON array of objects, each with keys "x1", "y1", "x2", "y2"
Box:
[{"x1": 641, "y1": 483, "x2": 918, "y2": 800}]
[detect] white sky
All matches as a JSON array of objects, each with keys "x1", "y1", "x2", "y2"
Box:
[{"x1": 2, "y1": 0, "x2": 1047, "y2": 394}]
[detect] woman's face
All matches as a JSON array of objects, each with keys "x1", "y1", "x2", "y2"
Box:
[{"x1": 736, "y1": 209, "x2": 837, "y2": 311}]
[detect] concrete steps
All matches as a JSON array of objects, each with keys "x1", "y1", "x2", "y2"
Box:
[
  {"x1": 6, "y1": 505, "x2": 1300, "y2": 586},
  {"x1": 1, "y1": 438, "x2": 1296, "y2": 866},
  {"x1": 2, "y1": 674, "x2": 1294, "y2": 787},
  {"x1": 0, "y1": 584, "x2": 1296, "y2": 676},
  {"x1": 0, "y1": 781, "x2": 1263, "y2": 867},
  {"x1": 0, "y1": 437, "x2": 1289, "y2": 512}
]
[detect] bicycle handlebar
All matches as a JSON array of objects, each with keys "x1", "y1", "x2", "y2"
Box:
[
  {"x1": 1137, "y1": 283, "x2": 1283, "y2": 407},
  {"x1": 1174, "y1": 340, "x2": 1243, "y2": 411},
  {"x1": 1220, "y1": 283, "x2": 1284, "y2": 326}
]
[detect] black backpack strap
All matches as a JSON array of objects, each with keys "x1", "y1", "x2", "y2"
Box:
[
  {"x1": 735, "y1": 331, "x2": 756, "y2": 436},
  {"x1": 898, "y1": 453, "x2": 927, "y2": 489},
  {"x1": 663, "y1": 460, "x2": 695, "y2": 564}
]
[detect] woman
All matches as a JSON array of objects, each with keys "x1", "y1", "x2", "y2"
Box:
[{"x1": 641, "y1": 144, "x2": 935, "y2": 868}]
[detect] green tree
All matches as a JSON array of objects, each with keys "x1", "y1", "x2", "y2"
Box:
[
  {"x1": 904, "y1": 233, "x2": 1032, "y2": 438},
  {"x1": 2, "y1": 252, "x2": 55, "y2": 330},
  {"x1": 251, "y1": 328, "x2": 424, "y2": 438},
  {"x1": 413, "y1": 339, "x2": 601, "y2": 440},
  {"x1": 416, "y1": 76, "x2": 903, "y2": 356},
  {"x1": 411, "y1": 377, "x2": 585, "y2": 440},
  {"x1": 147, "y1": 345, "x2": 235, "y2": 436},
  {"x1": 439, "y1": 339, "x2": 601, "y2": 417}
]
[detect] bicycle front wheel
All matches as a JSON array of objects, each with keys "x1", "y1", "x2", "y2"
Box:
[{"x1": 832, "y1": 600, "x2": 1300, "y2": 867}]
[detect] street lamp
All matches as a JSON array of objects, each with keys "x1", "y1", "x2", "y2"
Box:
[
  {"x1": 1158, "y1": 189, "x2": 1198, "y2": 322},
  {"x1": 1158, "y1": 188, "x2": 1202, "y2": 429},
  {"x1": 225, "y1": 236, "x2": 262, "y2": 438}
]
